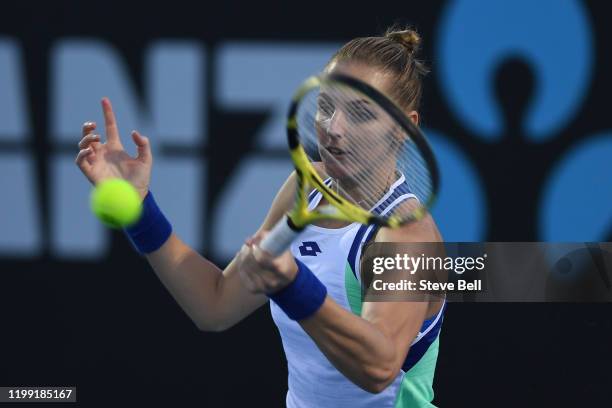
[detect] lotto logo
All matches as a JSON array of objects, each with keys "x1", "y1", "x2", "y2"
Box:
[{"x1": 298, "y1": 242, "x2": 322, "y2": 257}]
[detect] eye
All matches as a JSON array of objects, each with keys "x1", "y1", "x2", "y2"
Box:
[
  {"x1": 317, "y1": 95, "x2": 335, "y2": 119},
  {"x1": 346, "y1": 101, "x2": 377, "y2": 123}
]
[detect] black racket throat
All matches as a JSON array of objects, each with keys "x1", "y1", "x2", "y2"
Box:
[{"x1": 286, "y1": 216, "x2": 305, "y2": 232}]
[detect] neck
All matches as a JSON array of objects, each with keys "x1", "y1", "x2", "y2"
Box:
[{"x1": 334, "y1": 165, "x2": 398, "y2": 209}]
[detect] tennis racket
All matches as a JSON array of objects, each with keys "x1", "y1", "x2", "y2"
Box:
[{"x1": 259, "y1": 72, "x2": 440, "y2": 256}]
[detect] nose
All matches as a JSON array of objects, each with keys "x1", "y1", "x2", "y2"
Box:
[{"x1": 327, "y1": 109, "x2": 350, "y2": 138}]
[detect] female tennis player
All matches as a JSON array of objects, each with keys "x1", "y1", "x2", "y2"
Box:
[{"x1": 75, "y1": 27, "x2": 445, "y2": 407}]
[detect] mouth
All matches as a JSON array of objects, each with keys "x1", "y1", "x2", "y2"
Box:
[{"x1": 324, "y1": 146, "x2": 348, "y2": 157}]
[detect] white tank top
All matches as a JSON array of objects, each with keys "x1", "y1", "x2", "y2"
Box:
[{"x1": 270, "y1": 174, "x2": 446, "y2": 408}]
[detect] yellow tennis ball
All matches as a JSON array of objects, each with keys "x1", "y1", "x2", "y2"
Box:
[{"x1": 90, "y1": 178, "x2": 143, "y2": 228}]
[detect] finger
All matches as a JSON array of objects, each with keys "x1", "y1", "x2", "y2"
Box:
[
  {"x1": 78, "y1": 133, "x2": 101, "y2": 150},
  {"x1": 82, "y1": 121, "x2": 96, "y2": 138},
  {"x1": 251, "y1": 230, "x2": 268, "y2": 244},
  {"x1": 246, "y1": 261, "x2": 283, "y2": 294},
  {"x1": 101, "y1": 97, "x2": 122, "y2": 147},
  {"x1": 239, "y1": 266, "x2": 263, "y2": 293},
  {"x1": 131, "y1": 130, "x2": 152, "y2": 163},
  {"x1": 240, "y1": 245, "x2": 270, "y2": 283},
  {"x1": 252, "y1": 244, "x2": 275, "y2": 267},
  {"x1": 245, "y1": 235, "x2": 256, "y2": 246},
  {"x1": 75, "y1": 147, "x2": 94, "y2": 169},
  {"x1": 262, "y1": 277, "x2": 282, "y2": 294}
]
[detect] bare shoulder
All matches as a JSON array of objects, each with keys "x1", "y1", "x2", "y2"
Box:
[{"x1": 258, "y1": 171, "x2": 297, "y2": 231}]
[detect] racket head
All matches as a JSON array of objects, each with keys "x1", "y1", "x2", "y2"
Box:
[{"x1": 285, "y1": 72, "x2": 440, "y2": 230}]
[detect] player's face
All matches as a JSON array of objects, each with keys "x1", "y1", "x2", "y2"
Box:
[{"x1": 316, "y1": 61, "x2": 401, "y2": 181}]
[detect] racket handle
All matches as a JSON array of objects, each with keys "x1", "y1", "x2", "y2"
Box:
[{"x1": 260, "y1": 216, "x2": 301, "y2": 257}]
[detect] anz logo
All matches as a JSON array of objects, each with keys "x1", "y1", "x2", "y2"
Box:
[
  {"x1": 0, "y1": 0, "x2": 610, "y2": 261},
  {"x1": 0, "y1": 38, "x2": 339, "y2": 260},
  {"x1": 298, "y1": 242, "x2": 322, "y2": 257}
]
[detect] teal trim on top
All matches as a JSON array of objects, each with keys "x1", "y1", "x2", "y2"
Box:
[{"x1": 394, "y1": 336, "x2": 440, "y2": 407}]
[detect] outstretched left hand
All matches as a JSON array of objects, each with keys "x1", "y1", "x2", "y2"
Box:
[{"x1": 237, "y1": 231, "x2": 299, "y2": 295}]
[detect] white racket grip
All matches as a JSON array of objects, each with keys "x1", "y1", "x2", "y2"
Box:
[{"x1": 259, "y1": 216, "x2": 301, "y2": 257}]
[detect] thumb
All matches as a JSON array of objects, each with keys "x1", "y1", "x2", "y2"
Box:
[
  {"x1": 131, "y1": 130, "x2": 152, "y2": 163},
  {"x1": 251, "y1": 244, "x2": 268, "y2": 264}
]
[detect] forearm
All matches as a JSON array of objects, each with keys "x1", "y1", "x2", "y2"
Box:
[
  {"x1": 146, "y1": 234, "x2": 268, "y2": 330},
  {"x1": 123, "y1": 191, "x2": 266, "y2": 330},
  {"x1": 300, "y1": 298, "x2": 398, "y2": 393},
  {"x1": 258, "y1": 257, "x2": 410, "y2": 393},
  {"x1": 145, "y1": 234, "x2": 226, "y2": 330}
]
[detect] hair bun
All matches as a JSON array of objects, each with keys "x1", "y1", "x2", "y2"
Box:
[{"x1": 385, "y1": 28, "x2": 421, "y2": 55}]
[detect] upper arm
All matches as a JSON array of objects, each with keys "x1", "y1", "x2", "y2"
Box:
[
  {"x1": 256, "y1": 171, "x2": 298, "y2": 232},
  {"x1": 360, "y1": 211, "x2": 443, "y2": 371}
]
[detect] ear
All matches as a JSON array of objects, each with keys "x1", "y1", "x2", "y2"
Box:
[{"x1": 408, "y1": 110, "x2": 419, "y2": 126}]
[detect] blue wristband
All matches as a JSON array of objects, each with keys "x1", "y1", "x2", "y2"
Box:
[
  {"x1": 269, "y1": 258, "x2": 327, "y2": 321},
  {"x1": 125, "y1": 191, "x2": 172, "y2": 254}
]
